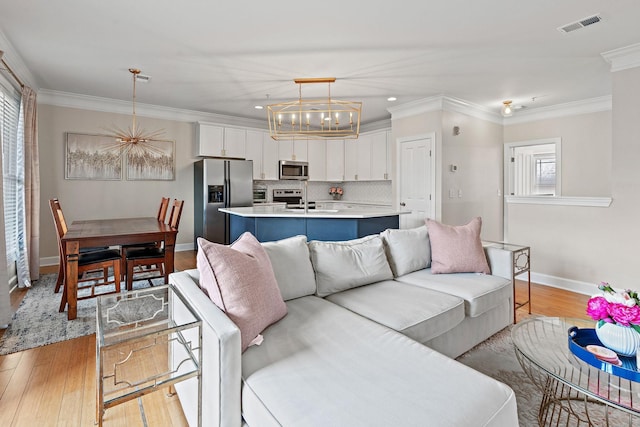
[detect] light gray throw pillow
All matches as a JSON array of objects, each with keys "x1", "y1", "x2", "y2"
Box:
[
  {"x1": 380, "y1": 226, "x2": 431, "y2": 277},
  {"x1": 262, "y1": 235, "x2": 317, "y2": 301},
  {"x1": 309, "y1": 235, "x2": 394, "y2": 297}
]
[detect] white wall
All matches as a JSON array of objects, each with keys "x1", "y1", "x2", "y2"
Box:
[
  {"x1": 38, "y1": 104, "x2": 198, "y2": 263},
  {"x1": 390, "y1": 109, "x2": 504, "y2": 241},
  {"x1": 503, "y1": 69, "x2": 640, "y2": 293}
]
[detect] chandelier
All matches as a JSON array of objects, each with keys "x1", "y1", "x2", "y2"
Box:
[
  {"x1": 103, "y1": 68, "x2": 165, "y2": 154},
  {"x1": 267, "y1": 78, "x2": 361, "y2": 140}
]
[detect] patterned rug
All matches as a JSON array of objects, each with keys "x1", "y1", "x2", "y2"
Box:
[
  {"x1": 457, "y1": 326, "x2": 540, "y2": 426},
  {"x1": 0, "y1": 272, "x2": 164, "y2": 355}
]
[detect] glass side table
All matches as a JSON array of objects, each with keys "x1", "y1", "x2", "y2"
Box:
[
  {"x1": 96, "y1": 284, "x2": 201, "y2": 426},
  {"x1": 483, "y1": 241, "x2": 531, "y2": 323}
]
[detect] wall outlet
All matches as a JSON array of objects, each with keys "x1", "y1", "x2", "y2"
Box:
[
  {"x1": 449, "y1": 189, "x2": 455, "y2": 198},
  {"x1": 458, "y1": 189, "x2": 463, "y2": 198}
]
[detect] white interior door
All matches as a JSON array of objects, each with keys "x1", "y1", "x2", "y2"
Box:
[{"x1": 397, "y1": 135, "x2": 434, "y2": 229}]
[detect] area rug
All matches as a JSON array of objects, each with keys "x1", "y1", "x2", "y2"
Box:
[
  {"x1": 0, "y1": 272, "x2": 165, "y2": 355},
  {"x1": 456, "y1": 326, "x2": 540, "y2": 426}
]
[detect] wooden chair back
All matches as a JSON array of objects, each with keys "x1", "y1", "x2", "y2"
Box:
[
  {"x1": 167, "y1": 199, "x2": 184, "y2": 230},
  {"x1": 157, "y1": 197, "x2": 170, "y2": 222},
  {"x1": 49, "y1": 198, "x2": 68, "y2": 240}
]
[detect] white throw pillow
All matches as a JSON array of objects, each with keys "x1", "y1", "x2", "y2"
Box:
[
  {"x1": 309, "y1": 235, "x2": 394, "y2": 297},
  {"x1": 380, "y1": 226, "x2": 431, "y2": 277},
  {"x1": 262, "y1": 235, "x2": 317, "y2": 301}
]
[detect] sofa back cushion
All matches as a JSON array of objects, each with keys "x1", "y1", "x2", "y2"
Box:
[
  {"x1": 196, "y1": 233, "x2": 287, "y2": 352},
  {"x1": 380, "y1": 225, "x2": 431, "y2": 277},
  {"x1": 426, "y1": 217, "x2": 490, "y2": 274},
  {"x1": 309, "y1": 235, "x2": 394, "y2": 297},
  {"x1": 261, "y1": 235, "x2": 317, "y2": 301}
]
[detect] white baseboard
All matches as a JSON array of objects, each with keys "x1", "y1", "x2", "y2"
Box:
[
  {"x1": 517, "y1": 271, "x2": 595, "y2": 296},
  {"x1": 39, "y1": 242, "x2": 196, "y2": 267}
]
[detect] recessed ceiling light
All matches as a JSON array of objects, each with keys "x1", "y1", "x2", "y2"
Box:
[
  {"x1": 387, "y1": 97, "x2": 397, "y2": 102},
  {"x1": 254, "y1": 105, "x2": 263, "y2": 110}
]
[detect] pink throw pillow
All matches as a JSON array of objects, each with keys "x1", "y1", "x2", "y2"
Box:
[
  {"x1": 425, "y1": 217, "x2": 490, "y2": 274},
  {"x1": 197, "y1": 233, "x2": 287, "y2": 352}
]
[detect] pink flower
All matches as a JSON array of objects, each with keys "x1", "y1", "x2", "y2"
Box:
[
  {"x1": 608, "y1": 304, "x2": 640, "y2": 327},
  {"x1": 587, "y1": 296, "x2": 611, "y2": 321}
]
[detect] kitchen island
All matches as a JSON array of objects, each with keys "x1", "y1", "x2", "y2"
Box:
[{"x1": 220, "y1": 205, "x2": 406, "y2": 242}]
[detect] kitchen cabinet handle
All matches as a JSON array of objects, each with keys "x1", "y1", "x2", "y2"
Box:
[{"x1": 400, "y1": 202, "x2": 406, "y2": 207}]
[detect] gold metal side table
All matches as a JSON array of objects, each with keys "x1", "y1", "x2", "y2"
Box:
[
  {"x1": 483, "y1": 241, "x2": 531, "y2": 323},
  {"x1": 96, "y1": 284, "x2": 201, "y2": 426}
]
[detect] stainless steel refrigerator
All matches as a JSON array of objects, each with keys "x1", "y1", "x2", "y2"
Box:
[{"x1": 194, "y1": 158, "x2": 253, "y2": 245}]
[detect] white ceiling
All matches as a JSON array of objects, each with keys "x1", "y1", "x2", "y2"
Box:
[{"x1": 1, "y1": 0, "x2": 639, "y2": 125}]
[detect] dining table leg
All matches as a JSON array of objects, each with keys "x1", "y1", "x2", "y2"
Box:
[
  {"x1": 163, "y1": 232, "x2": 176, "y2": 283},
  {"x1": 65, "y1": 240, "x2": 80, "y2": 320}
]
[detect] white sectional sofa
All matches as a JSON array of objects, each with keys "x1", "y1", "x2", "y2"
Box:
[{"x1": 169, "y1": 225, "x2": 519, "y2": 427}]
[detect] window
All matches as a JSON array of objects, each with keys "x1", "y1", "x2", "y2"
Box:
[
  {"x1": 505, "y1": 138, "x2": 561, "y2": 197},
  {"x1": 0, "y1": 76, "x2": 23, "y2": 287}
]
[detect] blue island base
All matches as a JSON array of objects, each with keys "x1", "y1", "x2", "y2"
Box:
[{"x1": 230, "y1": 215, "x2": 400, "y2": 242}]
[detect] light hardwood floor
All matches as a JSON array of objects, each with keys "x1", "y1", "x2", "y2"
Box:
[{"x1": 0, "y1": 250, "x2": 590, "y2": 426}]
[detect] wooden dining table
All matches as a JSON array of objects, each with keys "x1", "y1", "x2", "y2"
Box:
[{"x1": 61, "y1": 217, "x2": 178, "y2": 320}]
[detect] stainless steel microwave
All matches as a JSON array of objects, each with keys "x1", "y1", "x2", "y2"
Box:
[{"x1": 279, "y1": 160, "x2": 309, "y2": 180}]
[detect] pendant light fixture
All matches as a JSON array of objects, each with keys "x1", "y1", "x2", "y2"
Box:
[
  {"x1": 267, "y1": 78, "x2": 361, "y2": 140},
  {"x1": 103, "y1": 68, "x2": 165, "y2": 154}
]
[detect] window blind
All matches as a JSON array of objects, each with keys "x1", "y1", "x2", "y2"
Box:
[{"x1": 0, "y1": 79, "x2": 22, "y2": 276}]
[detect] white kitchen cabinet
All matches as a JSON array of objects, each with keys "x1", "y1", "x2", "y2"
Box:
[
  {"x1": 345, "y1": 135, "x2": 372, "y2": 181},
  {"x1": 278, "y1": 139, "x2": 308, "y2": 161},
  {"x1": 196, "y1": 122, "x2": 246, "y2": 158},
  {"x1": 307, "y1": 140, "x2": 326, "y2": 181},
  {"x1": 371, "y1": 130, "x2": 390, "y2": 180},
  {"x1": 326, "y1": 140, "x2": 345, "y2": 181},
  {"x1": 223, "y1": 127, "x2": 246, "y2": 158},
  {"x1": 246, "y1": 130, "x2": 279, "y2": 180},
  {"x1": 196, "y1": 123, "x2": 224, "y2": 157}
]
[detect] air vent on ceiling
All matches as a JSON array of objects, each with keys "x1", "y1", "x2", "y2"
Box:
[
  {"x1": 135, "y1": 73, "x2": 151, "y2": 83},
  {"x1": 558, "y1": 14, "x2": 602, "y2": 33}
]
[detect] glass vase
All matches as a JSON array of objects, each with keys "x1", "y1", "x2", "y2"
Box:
[{"x1": 595, "y1": 321, "x2": 640, "y2": 357}]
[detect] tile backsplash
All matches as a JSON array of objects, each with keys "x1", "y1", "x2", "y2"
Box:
[{"x1": 254, "y1": 180, "x2": 392, "y2": 205}]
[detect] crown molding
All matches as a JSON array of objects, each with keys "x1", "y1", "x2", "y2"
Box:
[
  {"x1": 502, "y1": 96, "x2": 612, "y2": 125},
  {"x1": 387, "y1": 95, "x2": 504, "y2": 124},
  {"x1": 0, "y1": 29, "x2": 39, "y2": 90},
  {"x1": 37, "y1": 89, "x2": 270, "y2": 129},
  {"x1": 601, "y1": 42, "x2": 640, "y2": 72}
]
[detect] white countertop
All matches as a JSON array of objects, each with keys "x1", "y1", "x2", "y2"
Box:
[{"x1": 220, "y1": 206, "x2": 407, "y2": 219}]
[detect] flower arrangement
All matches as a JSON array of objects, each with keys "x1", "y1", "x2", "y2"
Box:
[
  {"x1": 329, "y1": 186, "x2": 343, "y2": 199},
  {"x1": 587, "y1": 282, "x2": 640, "y2": 333}
]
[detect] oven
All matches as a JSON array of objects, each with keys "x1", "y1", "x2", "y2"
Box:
[{"x1": 253, "y1": 186, "x2": 267, "y2": 203}]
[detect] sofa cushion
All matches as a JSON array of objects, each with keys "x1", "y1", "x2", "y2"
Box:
[
  {"x1": 241, "y1": 296, "x2": 518, "y2": 427},
  {"x1": 325, "y1": 280, "x2": 464, "y2": 343},
  {"x1": 196, "y1": 233, "x2": 287, "y2": 352},
  {"x1": 309, "y1": 235, "x2": 393, "y2": 297},
  {"x1": 426, "y1": 217, "x2": 490, "y2": 274},
  {"x1": 380, "y1": 225, "x2": 430, "y2": 277},
  {"x1": 395, "y1": 268, "x2": 512, "y2": 317},
  {"x1": 261, "y1": 235, "x2": 316, "y2": 301}
]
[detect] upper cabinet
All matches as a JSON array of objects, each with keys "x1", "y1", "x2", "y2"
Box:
[
  {"x1": 196, "y1": 122, "x2": 246, "y2": 158},
  {"x1": 370, "y1": 130, "x2": 391, "y2": 180},
  {"x1": 344, "y1": 130, "x2": 389, "y2": 181},
  {"x1": 326, "y1": 140, "x2": 345, "y2": 181},
  {"x1": 246, "y1": 130, "x2": 279, "y2": 180},
  {"x1": 307, "y1": 140, "x2": 327, "y2": 181},
  {"x1": 278, "y1": 139, "x2": 308, "y2": 161}
]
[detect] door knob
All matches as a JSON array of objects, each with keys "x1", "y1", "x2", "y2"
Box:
[{"x1": 400, "y1": 202, "x2": 406, "y2": 207}]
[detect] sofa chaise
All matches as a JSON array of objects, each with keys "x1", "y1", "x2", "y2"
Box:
[{"x1": 169, "y1": 221, "x2": 519, "y2": 426}]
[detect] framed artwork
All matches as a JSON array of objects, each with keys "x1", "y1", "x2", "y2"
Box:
[
  {"x1": 126, "y1": 139, "x2": 175, "y2": 181},
  {"x1": 65, "y1": 133, "x2": 122, "y2": 180}
]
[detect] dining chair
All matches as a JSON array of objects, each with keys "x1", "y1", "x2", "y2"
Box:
[
  {"x1": 125, "y1": 199, "x2": 184, "y2": 290},
  {"x1": 120, "y1": 196, "x2": 170, "y2": 275},
  {"x1": 49, "y1": 198, "x2": 122, "y2": 312},
  {"x1": 50, "y1": 198, "x2": 111, "y2": 293}
]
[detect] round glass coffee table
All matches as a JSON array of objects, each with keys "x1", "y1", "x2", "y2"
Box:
[{"x1": 512, "y1": 316, "x2": 640, "y2": 426}]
